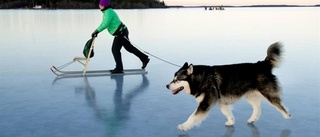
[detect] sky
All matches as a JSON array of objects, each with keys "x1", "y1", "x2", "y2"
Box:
[{"x1": 163, "y1": 0, "x2": 320, "y2": 6}]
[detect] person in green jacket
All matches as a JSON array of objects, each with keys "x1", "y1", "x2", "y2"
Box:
[{"x1": 92, "y1": 0, "x2": 150, "y2": 74}]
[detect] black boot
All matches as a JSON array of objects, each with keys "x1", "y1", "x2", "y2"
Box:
[
  {"x1": 110, "y1": 68, "x2": 123, "y2": 74},
  {"x1": 141, "y1": 58, "x2": 150, "y2": 69}
]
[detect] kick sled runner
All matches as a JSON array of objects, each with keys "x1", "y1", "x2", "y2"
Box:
[{"x1": 50, "y1": 38, "x2": 147, "y2": 78}]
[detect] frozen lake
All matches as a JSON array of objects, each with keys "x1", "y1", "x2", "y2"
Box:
[{"x1": 0, "y1": 7, "x2": 319, "y2": 137}]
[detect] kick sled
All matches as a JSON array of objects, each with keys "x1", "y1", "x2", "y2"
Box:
[{"x1": 50, "y1": 37, "x2": 147, "y2": 78}]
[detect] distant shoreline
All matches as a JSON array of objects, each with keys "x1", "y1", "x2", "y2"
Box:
[
  {"x1": 168, "y1": 4, "x2": 320, "y2": 8},
  {"x1": 1, "y1": 4, "x2": 319, "y2": 10}
]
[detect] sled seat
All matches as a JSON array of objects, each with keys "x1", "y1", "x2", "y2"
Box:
[{"x1": 73, "y1": 57, "x2": 87, "y2": 61}]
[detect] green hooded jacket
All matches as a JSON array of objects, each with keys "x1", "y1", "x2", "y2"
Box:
[{"x1": 96, "y1": 8, "x2": 122, "y2": 35}]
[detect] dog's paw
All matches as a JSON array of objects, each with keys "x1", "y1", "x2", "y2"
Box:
[
  {"x1": 225, "y1": 120, "x2": 235, "y2": 126},
  {"x1": 178, "y1": 123, "x2": 191, "y2": 131},
  {"x1": 247, "y1": 118, "x2": 256, "y2": 124},
  {"x1": 284, "y1": 114, "x2": 292, "y2": 119}
]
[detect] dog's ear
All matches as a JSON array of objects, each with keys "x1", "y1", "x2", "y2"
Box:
[
  {"x1": 187, "y1": 64, "x2": 193, "y2": 75},
  {"x1": 182, "y1": 62, "x2": 188, "y2": 68}
]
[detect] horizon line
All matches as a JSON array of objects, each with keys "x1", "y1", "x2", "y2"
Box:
[{"x1": 166, "y1": 4, "x2": 320, "y2": 7}]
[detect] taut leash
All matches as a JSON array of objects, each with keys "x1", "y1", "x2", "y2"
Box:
[{"x1": 122, "y1": 36, "x2": 181, "y2": 68}]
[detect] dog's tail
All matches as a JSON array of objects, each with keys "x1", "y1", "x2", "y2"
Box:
[{"x1": 265, "y1": 42, "x2": 283, "y2": 67}]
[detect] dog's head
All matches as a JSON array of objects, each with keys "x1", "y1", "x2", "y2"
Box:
[{"x1": 166, "y1": 62, "x2": 193, "y2": 95}]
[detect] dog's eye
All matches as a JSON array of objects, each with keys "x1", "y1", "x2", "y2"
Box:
[
  {"x1": 172, "y1": 79, "x2": 180, "y2": 83},
  {"x1": 177, "y1": 75, "x2": 187, "y2": 80}
]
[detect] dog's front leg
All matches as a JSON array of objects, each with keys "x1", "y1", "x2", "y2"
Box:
[
  {"x1": 220, "y1": 104, "x2": 235, "y2": 126},
  {"x1": 178, "y1": 94, "x2": 211, "y2": 131},
  {"x1": 178, "y1": 108, "x2": 209, "y2": 131}
]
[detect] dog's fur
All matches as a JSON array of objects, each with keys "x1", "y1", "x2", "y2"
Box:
[{"x1": 166, "y1": 42, "x2": 291, "y2": 131}]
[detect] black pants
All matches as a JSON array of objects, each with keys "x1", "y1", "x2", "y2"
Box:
[{"x1": 112, "y1": 28, "x2": 148, "y2": 70}]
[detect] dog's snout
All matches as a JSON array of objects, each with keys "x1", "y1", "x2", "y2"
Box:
[{"x1": 166, "y1": 84, "x2": 169, "y2": 89}]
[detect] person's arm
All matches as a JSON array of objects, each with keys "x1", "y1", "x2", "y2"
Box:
[
  {"x1": 97, "y1": 10, "x2": 112, "y2": 32},
  {"x1": 91, "y1": 10, "x2": 112, "y2": 38}
]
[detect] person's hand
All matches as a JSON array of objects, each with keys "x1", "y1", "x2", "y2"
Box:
[{"x1": 91, "y1": 30, "x2": 99, "y2": 38}]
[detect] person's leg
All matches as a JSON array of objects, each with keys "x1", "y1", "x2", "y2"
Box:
[
  {"x1": 111, "y1": 36, "x2": 124, "y2": 72},
  {"x1": 121, "y1": 29, "x2": 150, "y2": 69}
]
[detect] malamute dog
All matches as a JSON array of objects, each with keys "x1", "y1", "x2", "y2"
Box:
[{"x1": 166, "y1": 42, "x2": 291, "y2": 131}]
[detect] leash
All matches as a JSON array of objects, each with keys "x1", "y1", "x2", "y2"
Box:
[{"x1": 122, "y1": 36, "x2": 181, "y2": 68}]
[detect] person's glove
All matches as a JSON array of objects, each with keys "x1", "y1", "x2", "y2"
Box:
[{"x1": 91, "y1": 30, "x2": 99, "y2": 38}]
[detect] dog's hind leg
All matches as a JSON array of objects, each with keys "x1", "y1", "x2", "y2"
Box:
[
  {"x1": 261, "y1": 91, "x2": 292, "y2": 119},
  {"x1": 220, "y1": 104, "x2": 235, "y2": 126},
  {"x1": 245, "y1": 91, "x2": 262, "y2": 123}
]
